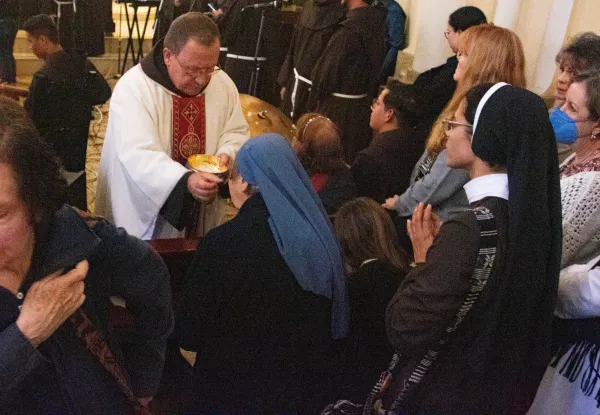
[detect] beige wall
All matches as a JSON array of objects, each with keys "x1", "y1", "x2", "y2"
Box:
[
  {"x1": 567, "y1": 0, "x2": 600, "y2": 37},
  {"x1": 395, "y1": 0, "x2": 600, "y2": 95}
]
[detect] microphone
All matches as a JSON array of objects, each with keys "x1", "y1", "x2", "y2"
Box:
[{"x1": 242, "y1": 1, "x2": 281, "y2": 11}]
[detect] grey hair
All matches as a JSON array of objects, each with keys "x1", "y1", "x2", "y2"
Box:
[
  {"x1": 164, "y1": 12, "x2": 220, "y2": 54},
  {"x1": 230, "y1": 160, "x2": 260, "y2": 195}
]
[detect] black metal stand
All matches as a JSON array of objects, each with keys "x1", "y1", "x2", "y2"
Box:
[
  {"x1": 248, "y1": 8, "x2": 267, "y2": 97},
  {"x1": 120, "y1": 0, "x2": 160, "y2": 74}
]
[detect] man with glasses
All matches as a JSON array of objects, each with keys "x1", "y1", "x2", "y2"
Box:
[
  {"x1": 97, "y1": 12, "x2": 249, "y2": 240},
  {"x1": 351, "y1": 82, "x2": 425, "y2": 203}
]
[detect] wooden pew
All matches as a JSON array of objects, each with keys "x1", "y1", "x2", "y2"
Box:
[{"x1": 111, "y1": 238, "x2": 199, "y2": 334}]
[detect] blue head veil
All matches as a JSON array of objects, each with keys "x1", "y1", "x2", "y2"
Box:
[{"x1": 236, "y1": 134, "x2": 349, "y2": 339}]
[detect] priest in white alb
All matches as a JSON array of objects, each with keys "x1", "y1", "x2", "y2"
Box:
[{"x1": 96, "y1": 12, "x2": 249, "y2": 239}]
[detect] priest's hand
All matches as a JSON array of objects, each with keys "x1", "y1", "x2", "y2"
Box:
[
  {"x1": 187, "y1": 171, "x2": 223, "y2": 202},
  {"x1": 407, "y1": 203, "x2": 442, "y2": 264},
  {"x1": 382, "y1": 195, "x2": 399, "y2": 211},
  {"x1": 16, "y1": 260, "x2": 88, "y2": 347}
]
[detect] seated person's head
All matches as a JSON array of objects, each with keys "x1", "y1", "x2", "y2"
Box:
[
  {"x1": 445, "y1": 6, "x2": 487, "y2": 54},
  {"x1": 0, "y1": 97, "x2": 67, "y2": 259},
  {"x1": 370, "y1": 81, "x2": 423, "y2": 133},
  {"x1": 445, "y1": 83, "x2": 505, "y2": 174},
  {"x1": 294, "y1": 113, "x2": 346, "y2": 176},
  {"x1": 335, "y1": 197, "x2": 409, "y2": 273},
  {"x1": 446, "y1": 82, "x2": 553, "y2": 179},
  {"x1": 550, "y1": 72, "x2": 600, "y2": 145},
  {"x1": 454, "y1": 25, "x2": 525, "y2": 86},
  {"x1": 163, "y1": 12, "x2": 221, "y2": 96},
  {"x1": 554, "y1": 32, "x2": 600, "y2": 106},
  {"x1": 228, "y1": 162, "x2": 260, "y2": 209},
  {"x1": 427, "y1": 25, "x2": 526, "y2": 155},
  {"x1": 22, "y1": 15, "x2": 61, "y2": 60}
]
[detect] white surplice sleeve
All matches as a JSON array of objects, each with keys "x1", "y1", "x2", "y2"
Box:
[
  {"x1": 215, "y1": 74, "x2": 250, "y2": 158},
  {"x1": 555, "y1": 255, "x2": 600, "y2": 319},
  {"x1": 110, "y1": 78, "x2": 189, "y2": 205}
]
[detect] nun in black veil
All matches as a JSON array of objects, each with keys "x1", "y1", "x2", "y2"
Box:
[{"x1": 361, "y1": 82, "x2": 562, "y2": 414}]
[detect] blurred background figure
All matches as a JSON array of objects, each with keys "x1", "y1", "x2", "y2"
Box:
[
  {"x1": 333, "y1": 197, "x2": 409, "y2": 403},
  {"x1": 295, "y1": 113, "x2": 357, "y2": 215},
  {"x1": 0, "y1": 0, "x2": 19, "y2": 83}
]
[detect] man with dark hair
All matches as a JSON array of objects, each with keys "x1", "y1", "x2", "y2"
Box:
[
  {"x1": 278, "y1": 0, "x2": 346, "y2": 121},
  {"x1": 409, "y1": 5, "x2": 486, "y2": 133},
  {"x1": 308, "y1": 0, "x2": 387, "y2": 162},
  {"x1": 351, "y1": 82, "x2": 426, "y2": 203},
  {"x1": 97, "y1": 12, "x2": 249, "y2": 240},
  {"x1": 21, "y1": 14, "x2": 111, "y2": 211}
]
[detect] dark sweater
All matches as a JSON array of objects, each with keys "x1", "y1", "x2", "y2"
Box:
[
  {"x1": 351, "y1": 127, "x2": 427, "y2": 203},
  {"x1": 334, "y1": 260, "x2": 406, "y2": 402},
  {"x1": 0, "y1": 206, "x2": 173, "y2": 414},
  {"x1": 385, "y1": 197, "x2": 525, "y2": 414}
]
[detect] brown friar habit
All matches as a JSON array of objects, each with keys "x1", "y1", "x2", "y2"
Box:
[
  {"x1": 222, "y1": 1, "x2": 285, "y2": 104},
  {"x1": 152, "y1": 0, "x2": 204, "y2": 46},
  {"x1": 277, "y1": 0, "x2": 346, "y2": 121},
  {"x1": 309, "y1": 5, "x2": 386, "y2": 162}
]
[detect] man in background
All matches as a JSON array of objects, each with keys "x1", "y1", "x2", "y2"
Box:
[
  {"x1": 308, "y1": 0, "x2": 386, "y2": 162},
  {"x1": 22, "y1": 15, "x2": 111, "y2": 210}
]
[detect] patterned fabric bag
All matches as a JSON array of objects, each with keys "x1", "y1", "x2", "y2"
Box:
[{"x1": 320, "y1": 206, "x2": 498, "y2": 415}]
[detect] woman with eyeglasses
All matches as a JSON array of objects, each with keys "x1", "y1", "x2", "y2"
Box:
[
  {"x1": 383, "y1": 25, "x2": 526, "y2": 249},
  {"x1": 528, "y1": 72, "x2": 600, "y2": 415},
  {"x1": 370, "y1": 82, "x2": 562, "y2": 414}
]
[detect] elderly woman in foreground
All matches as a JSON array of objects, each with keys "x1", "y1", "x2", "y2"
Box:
[{"x1": 0, "y1": 97, "x2": 174, "y2": 414}]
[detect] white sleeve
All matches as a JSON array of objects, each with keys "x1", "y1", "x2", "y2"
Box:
[
  {"x1": 110, "y1": 78, "x2": 189, "y2": 208},
  {"x1": 555, "y1": 266, "x2": 600, "y2": 319},
  {"x1": 215, "y1": 82, "x2": 250, "y2": 158}
]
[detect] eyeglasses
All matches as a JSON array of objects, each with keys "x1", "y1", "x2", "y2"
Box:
[
  {"x1": 172, "y1": 52, "x2": 221, "y2": 79},
  {"x1": 444, "y1": 31, "x2": 450, "y2": 39},
  {"x1": 442, "y1": 118, "x2": 473, "y2": 136}
]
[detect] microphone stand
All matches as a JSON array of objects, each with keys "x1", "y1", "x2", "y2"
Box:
[{"x1": 248, "y1": 8, "x2": 267, "y2": 97}]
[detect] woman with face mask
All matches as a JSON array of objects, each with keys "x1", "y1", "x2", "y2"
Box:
[
  {"x1": 550, "y1": 73, "x2": 600, "y2": 176},
  {"x1": 529, "y1": 72, "x2": 600, "y2": 415},
  {"x1": 551, "y1": 32, "x2": 600, "y2": 162}
]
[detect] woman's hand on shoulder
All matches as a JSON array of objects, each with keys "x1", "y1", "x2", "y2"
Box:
[
  {"x1": 407, "y1": 203, "x2": 442, "y2": 264},
  {"x1": 16, "y1": 261, "x2": 89, "y2": 347},
  {"x1": 382, "y1": 195, "x2": 399, "y2": 210}
]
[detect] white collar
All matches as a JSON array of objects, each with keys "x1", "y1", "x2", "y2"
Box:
[
  {"x1": 463, "y1": 173, "x2": 509, "y2": 204},
  {"x1": 360, "y1": 258, "x2": 379, "y2": 267}
]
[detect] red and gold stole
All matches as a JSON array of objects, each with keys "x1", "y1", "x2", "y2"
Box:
[{"x1": 172, "y1": 95, "x2": 207, "y2": 165}]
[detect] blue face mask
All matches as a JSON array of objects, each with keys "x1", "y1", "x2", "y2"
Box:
[{"x1": 550, "y1": 108, "x2": 578, "y2": 144}]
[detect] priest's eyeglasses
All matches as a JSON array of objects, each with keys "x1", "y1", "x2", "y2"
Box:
[
  {"x1": 173, "y1": 53, "x2": 221, "y2": 78},
  {"x1": 442, "y1": 118, "x2": 473, "y2": 136}
]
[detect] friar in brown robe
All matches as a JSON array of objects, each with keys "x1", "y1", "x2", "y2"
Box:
[
  {"x1": 222, "y1": 1, "x2": 285, "y2": 105},
  {"x1": 277, "y1": 0, "x2": 346, "y2": 121},
  {"x1": 308, "y1": 0, "x2": 386, "y2": 162}
]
